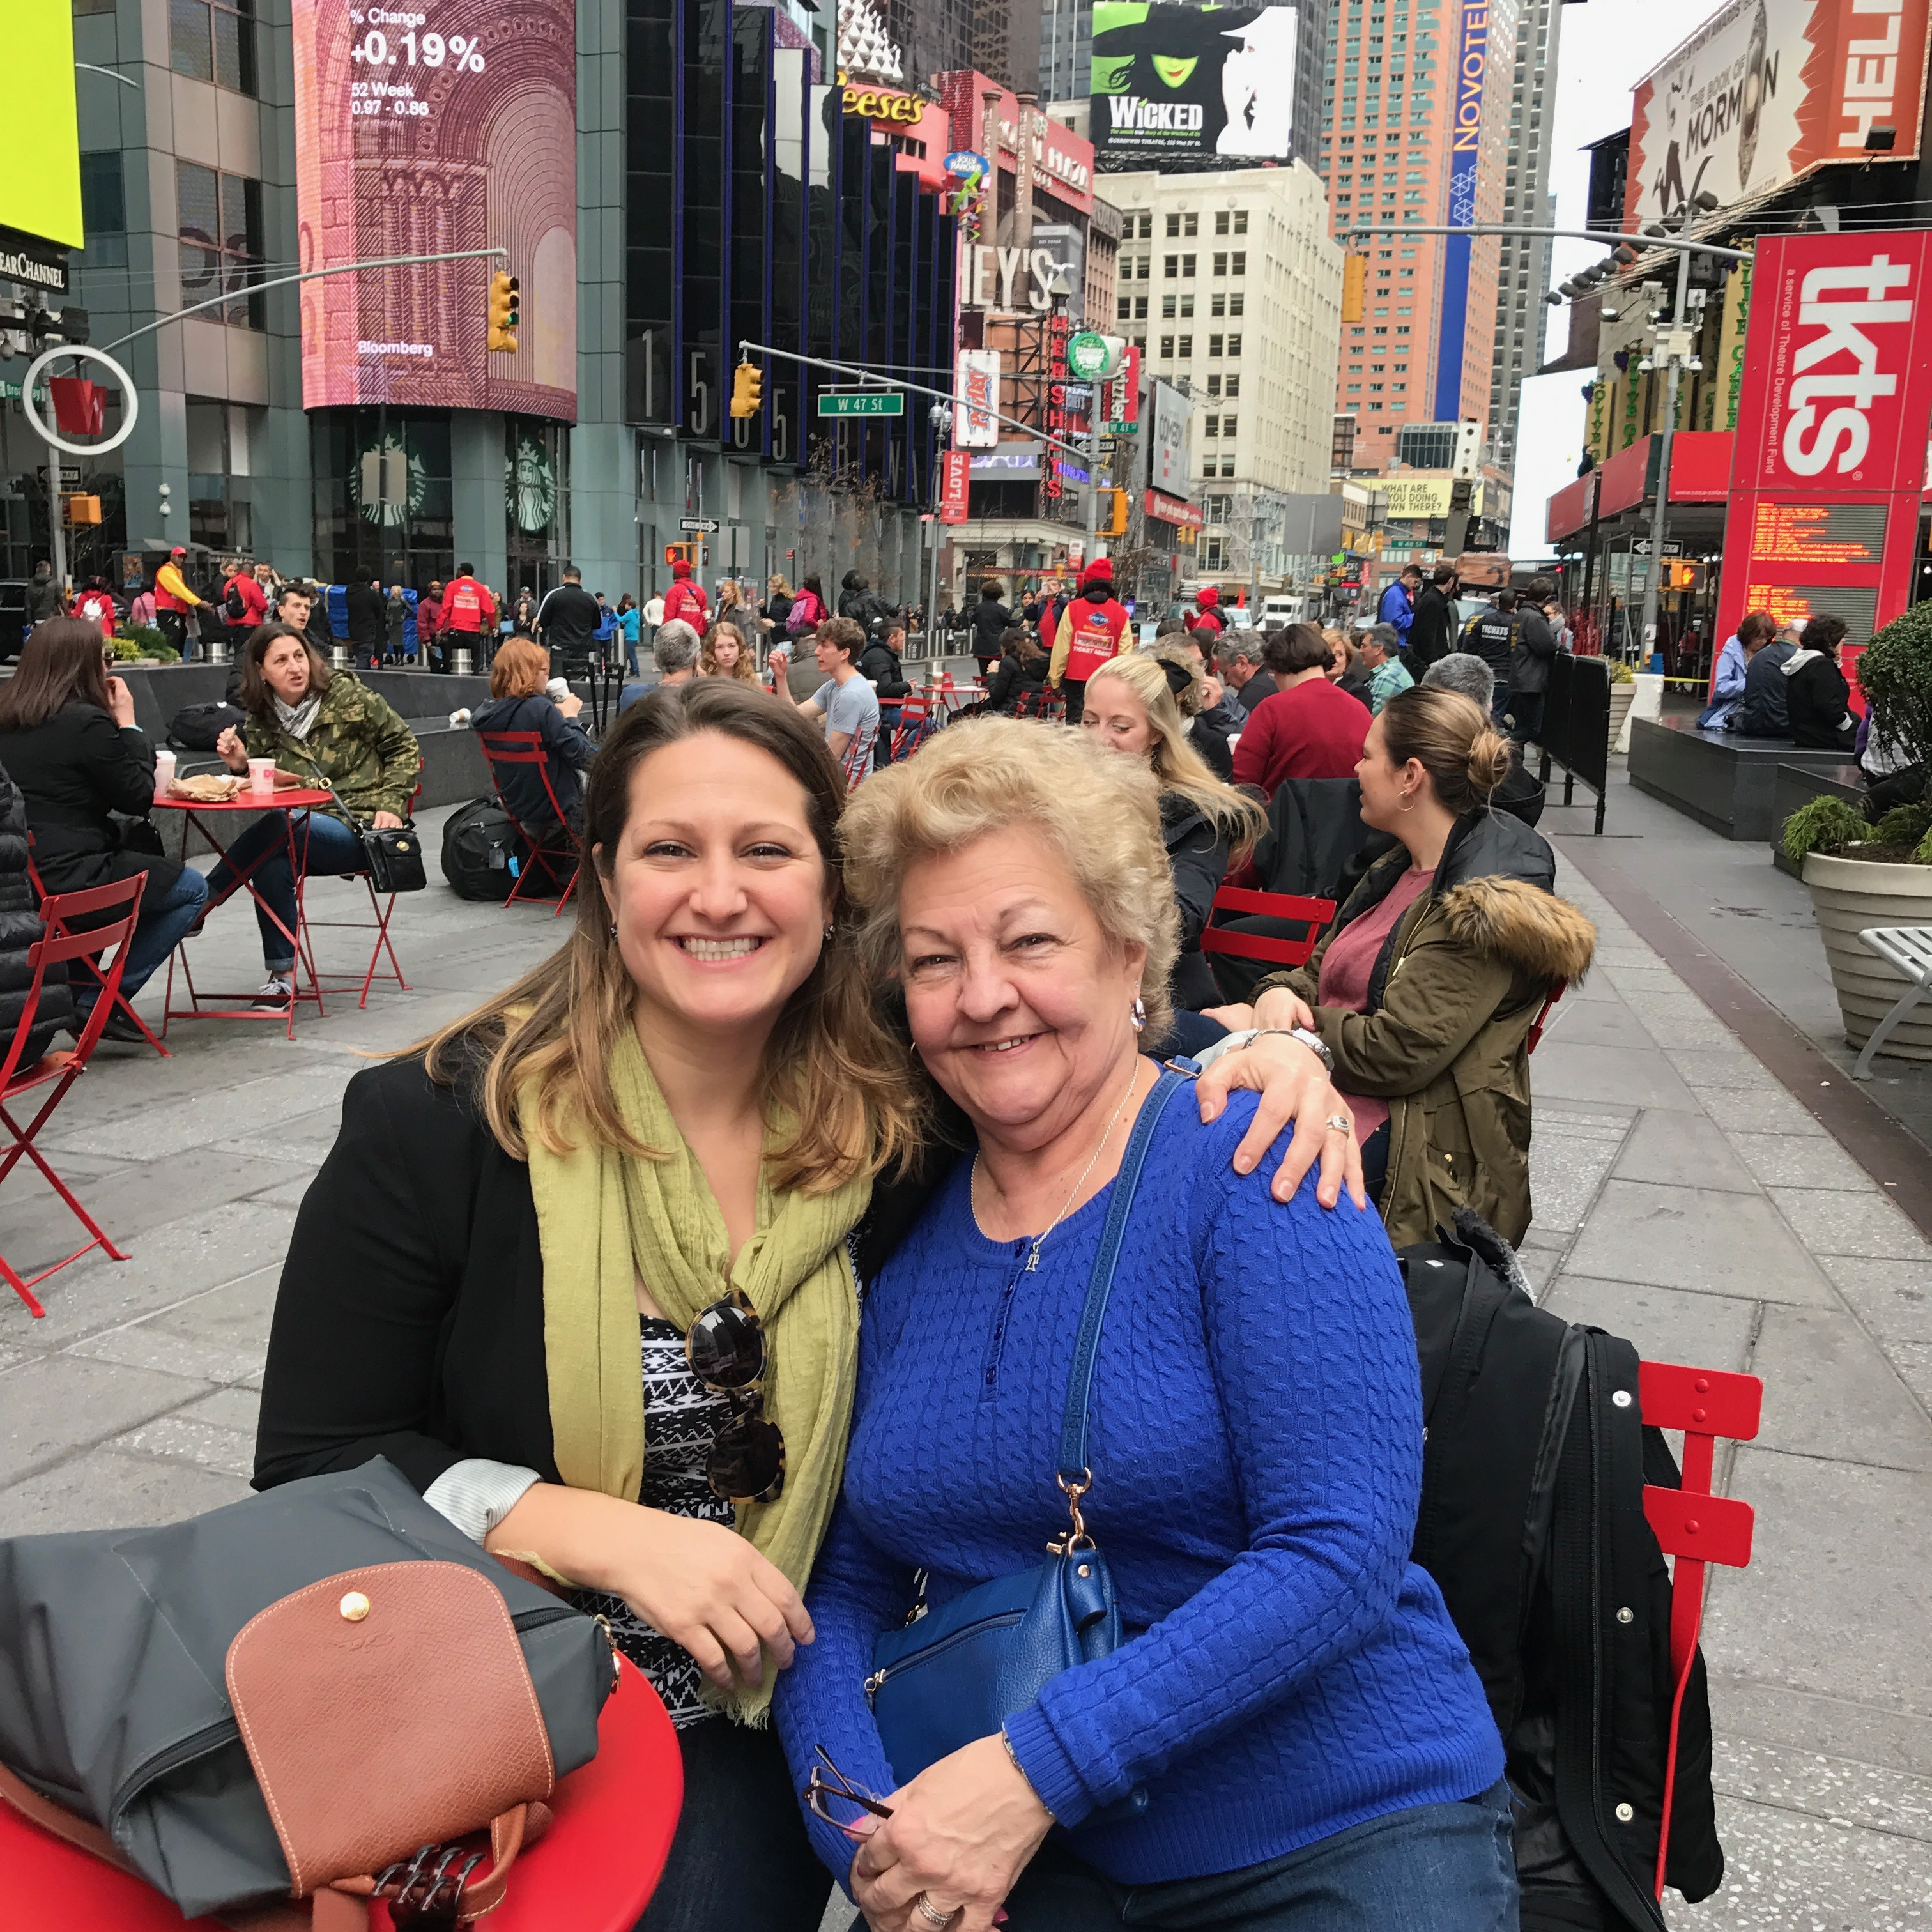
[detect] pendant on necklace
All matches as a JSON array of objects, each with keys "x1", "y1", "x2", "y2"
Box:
[{"x1": 1025, "y1": 1250, "x2": 1041, "y2": 1273}]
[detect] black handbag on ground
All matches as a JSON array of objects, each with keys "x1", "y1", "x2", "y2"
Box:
[
  {"x1": 0, "y1": 1458, "x2": 615, "y2": 1922},
  {"x1": 441, "y1": 795, "x2": 525, "y2": 901},
  {"x1": 866, "y1": 1068, "x2": 1188, "y2": 1795}
]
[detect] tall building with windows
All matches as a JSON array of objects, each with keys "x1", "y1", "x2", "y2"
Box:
[
  {"x1": 1318, "y1": 0, "x2": 1516, "y2": 480},
  {"x1": 1487, "y1": 0, "x2": 1565, "y2": 472},
  {"x1": 1103, "y1": 167, "x2": 1342, "y2": 586}
]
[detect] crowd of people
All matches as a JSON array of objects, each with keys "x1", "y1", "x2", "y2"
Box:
[{"x1": 4, "y1": 540, "x2": 1761, "y2": 1932}]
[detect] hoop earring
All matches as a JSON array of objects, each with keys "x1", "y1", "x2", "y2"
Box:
[{"x1": 1130, "y1": 995, "x2": 1147, "y2": 1033}]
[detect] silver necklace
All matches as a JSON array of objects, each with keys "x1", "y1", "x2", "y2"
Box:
[{"x1": 972, "y1": 1061, "x2": 1145, "y2": 1273}]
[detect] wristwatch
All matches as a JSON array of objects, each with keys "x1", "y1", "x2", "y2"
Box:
[{"x1": 1194, "y1": 1024, "x2": 1334, "y2": 1077}]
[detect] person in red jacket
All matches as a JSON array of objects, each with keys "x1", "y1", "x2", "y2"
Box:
[
  {"x1": 220, "y1": 562, "x2": 268, "y2": 650},
  {"x1": 441, "y1": 563, "x2": 499, "y2": 655},
  {"x1": 1046, "y1": 559, "x2": 1130, "y2": 724},
  {"x1": 417, "y1": 580, "x2": 445, "y2": 671},
  {"x1": 1232, "y1": 622, "x2": 1371, "y2": 797},
  {"x1": 663, "y1": 557, "x2": 709, "y2": 631},
  {"x1": 1193, "y1": 583, "x2": 1227, "y2": 636}
]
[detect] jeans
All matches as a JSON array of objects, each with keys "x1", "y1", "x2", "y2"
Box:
[
  {"x1": 1000, "y1": 1780, "x2": 1517, "y2": 1931},
  {"x1": 1063, "y1": 678, "x2": 1088, "y2": 725},
  {"x1": 77, "y1": 867, "x2": 210, "y2": 1008},
  {"x1": 1360, "y1": 1118, "x2": 1392, "y2": 1203},
  {"x1": 205, "y1": 810, "x2": 368, "y2": 972},
  {"x1": 636, "y1": 1720, "x2": 829, "y2": 1932},
  {"x1": 1506, "y1": 690, "x2": 1545, "y2": 748}
]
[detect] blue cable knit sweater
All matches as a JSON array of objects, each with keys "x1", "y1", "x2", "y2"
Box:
[{"x1": 774, "y1": 1082, "x2": 1503, "y2": 1887}]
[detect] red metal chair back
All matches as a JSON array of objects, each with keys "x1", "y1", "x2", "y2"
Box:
[
  {"x1": 1198, "y1": 885, "x2": 1337, "y2": 970},
  {"x1": 24, "y1": 846, "x2": 168, "y2": 1057},
  {"x1": 889, "y1": 691, "x2": 934, "y2": 761},
  {"x1": 1526, "y1": 977, "x2": 1567, "y2": 1054},
  {"x1": 1637, "y1": 1359, "x2": 1763, "y2": 1899},
  {"x1": 478, "y1": 732, "x2": 584, "y2": 915}
]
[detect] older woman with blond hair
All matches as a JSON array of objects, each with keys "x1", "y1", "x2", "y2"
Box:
[
  {"x1": 1080, "y1": 650, "x2": 1262, "y2": 1009},
  {"x1": 775, "y1": 716, "x2": 1514, "y2": 1932}
]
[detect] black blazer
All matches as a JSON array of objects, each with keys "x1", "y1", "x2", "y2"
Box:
[
  {"x1": 0, "y1": 702, "x2": 183, "y2": 915},
  {"x1": 252, "y1": 1054, "x2": 958, "y2": 1498}
]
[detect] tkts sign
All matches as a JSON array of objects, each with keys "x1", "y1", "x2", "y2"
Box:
[{"x1": 1717, "y1": 231, "x2": 1932, "y2": 670}]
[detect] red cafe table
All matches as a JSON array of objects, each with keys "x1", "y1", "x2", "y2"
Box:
[
  {"x1": 0, "y1": 1657, "x2": 685, "y2": 1931},
  {"x1": 152, "y1": 786, "x2": 336, "y2": 1039}
]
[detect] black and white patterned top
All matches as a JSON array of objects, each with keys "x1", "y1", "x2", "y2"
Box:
[{"x1": 571, "y1": 1315, "x2": 736, "y2": 1730}]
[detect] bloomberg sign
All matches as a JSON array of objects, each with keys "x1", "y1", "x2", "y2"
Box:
[
  {"x1": 1716, "y1": 231, "x2": 1932, "y2": 670},
  {"x1": 1432, "y1": 1, "x2": 1489, "y2": 420}
]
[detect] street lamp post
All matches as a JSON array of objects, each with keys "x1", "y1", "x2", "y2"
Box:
[{"x1": 1637, "y1": 247, "x2": 1696, "y2": 663}]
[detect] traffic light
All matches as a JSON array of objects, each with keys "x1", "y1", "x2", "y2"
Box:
[
  {"x1": 730, "y1": 359, "x2": 764, "y2": 418},
  {"x1": 486, "y1": 271, "x2": 520, "y2": 353},
  {"x1": 1342, "y1": 254, "x2": 1367, "y2": 323},
  {"x1": 663, "y1": 541, "x2": 700, "y2": 569},
  {"x1": 1107, "y1": 487, "x2": 1128, "y2": 536}
]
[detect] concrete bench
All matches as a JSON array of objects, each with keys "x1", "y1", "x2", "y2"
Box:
[{"x1": 1628, "y1": 714, "x2": 1862, "y2": 842}]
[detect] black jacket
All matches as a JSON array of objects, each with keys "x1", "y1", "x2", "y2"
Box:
[
  {"x1": 1, "y1": 758, "x2": 73, "y2": 1070},
  {"x1": 1509, "y1": 610, "x2": 1560, "y2": 696},
  {"x1": 969, "y1": 599, "x2": 1014, "y2": 661},
  {"x1": 1460, "y1": 608, "x2": 1522, "y2": 682},
  {"x1": 1337, "y1": 661, "x2": 1376, "y2": 707},
  {"x1": 1408, "y1": 583, "x2": 1458, "y2": 671},
  {"x1": 1188, "y1": 716, "x2": 1234, "y2": 782},
  {"x1": 986, "y1": 654, "x2": 1048, "y2": 713},
  {"x1": 471, "y1": 694, "x2": 597, "y2": 829},
  {"x1": 1400, "y1": 1219, "x2": 1722, "y2": 1929},
  {"x1": 1781, "y1": 649, "x2": 1857, "y2": 751},
  {"x1": 857, "y1": 639, "x2": 912, "y2": 705},
  {"x1": 0, "y1": 703, "x2": 183, "y2": 918},
  {"x1": 343, "y1": 583, "x2": 387, "y2": 652},
  {"x1": 1734, "y1": 641, "x2": 1795, "y2": 737},
  {"x1": 1160, "y1": 790, "x2": 1231, "y2": 1012},
  {"x1": 536, "y1": 584, "x2": 602, "y2": 657},
  {"x1": 763, "y1": 592, "x2": 795, "y2": 633}
]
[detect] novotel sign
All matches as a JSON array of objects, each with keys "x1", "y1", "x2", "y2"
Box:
[
  {"x1": 1433, "y1": 1, "x2": 1491, "y2": 420},
  {"x1": 839, "y1": 72, "x2": 926, "y2": 126}
]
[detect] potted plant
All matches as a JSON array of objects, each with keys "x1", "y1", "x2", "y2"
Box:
[
  {"x1": 1782, "y1": 603, "x2": 1932, "y2": 1061},
  {"x1": 1607, "y1": 656, "x2": 1639, "y2": 754}
]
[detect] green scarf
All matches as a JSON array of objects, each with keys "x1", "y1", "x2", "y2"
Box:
[{"x1": 523, "y1": 1029, "x2": 871, "y2": 1721}]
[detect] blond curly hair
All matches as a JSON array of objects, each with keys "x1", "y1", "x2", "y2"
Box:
[{"x1": 840, "y1": 716, "x2": 1183, "y2": 1036}]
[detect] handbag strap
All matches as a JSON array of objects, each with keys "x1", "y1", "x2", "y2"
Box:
[{"x1": 1055, "y1": 1066, "x2": 1190, "y2": 1489}]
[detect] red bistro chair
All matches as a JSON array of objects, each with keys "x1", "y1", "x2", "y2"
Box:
[
  {"x1": 478, "y1": 733, "x2": 583, "y2": 916},
  {"x1": 1526, "y1": 978, "x2": 1567, "y2": 1054},
  {"x1": 889, "y1": 691, "x2": 935, "y2": 761},
  {"x1": 1199, "y1": 885, "x2": 1338, "y2": 976},
  {"x1": 300, "y1": 784, "x2": 422, "y2": 1008},
  {"x1": 1, "y1": 875, "x2": 147, "y2": 1317},
  {"x1": 1638, "y1": 1360, "x2": 1761, "y2": 1899},
  {"x1": 25, "y1": 844, "x2": 167, "y2": 1057},
  {"x1": 0, "y1": 1655, "x2": 684, "y2": 1931}
]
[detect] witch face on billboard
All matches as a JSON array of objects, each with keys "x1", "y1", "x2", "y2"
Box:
[{"x1": 1091, "y1": 3, "x2": 1298, "y2": 164}]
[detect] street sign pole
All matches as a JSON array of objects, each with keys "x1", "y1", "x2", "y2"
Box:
[{"x1": 1639, "y1": 247, "x2": 1693, "y2": 664}]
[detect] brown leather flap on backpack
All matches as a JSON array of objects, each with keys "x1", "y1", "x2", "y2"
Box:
[{"x1": 224, "y1": 1561, "x2": 555, "y2": 1899}]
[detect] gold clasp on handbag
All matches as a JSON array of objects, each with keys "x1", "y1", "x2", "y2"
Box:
[{"x1": 1050, "y1": 1469, "x2": 1096, "y2": 1554}]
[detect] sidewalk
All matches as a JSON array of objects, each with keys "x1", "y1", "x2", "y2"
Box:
[{"x1": 2, "y1": 801, "x2": 1928, "y2": 1926}]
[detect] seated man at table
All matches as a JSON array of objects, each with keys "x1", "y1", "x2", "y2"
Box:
[{"x1": 206, "y1": 624, "x2": 422, "y2": 1011}]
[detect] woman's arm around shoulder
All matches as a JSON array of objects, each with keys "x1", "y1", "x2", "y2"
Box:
[
  {"x1": 1002, "y1": 1092, "x2": 1420, "y2": 1827},
  {"x1": 254, "y1": 1054, "x2": 497, "y2": 1494}
]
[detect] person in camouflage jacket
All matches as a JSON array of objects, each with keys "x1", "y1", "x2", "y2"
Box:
[{"x1": 204, "y1": 624, "x2": 422, "y2": 1007}]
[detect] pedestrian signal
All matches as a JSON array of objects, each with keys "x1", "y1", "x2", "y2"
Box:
[
  {"x1": 1342, "y1": 254, "x2": 1368, "y2": 323},
  {"x1": 664, "y1": 542, "x2": 700, "y2": 569},
  {"x1": 487, "y1": 272, "x2": 521, "y2": 353},
  {"x1": 730, "y1": 360, "x2": 764, "y2": 418}
]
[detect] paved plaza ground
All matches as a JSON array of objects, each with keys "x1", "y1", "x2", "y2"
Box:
[{"x1": 3, "y1": 778, "x2": 1929, "y2": 1929}]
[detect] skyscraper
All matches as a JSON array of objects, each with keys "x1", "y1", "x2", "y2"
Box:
[
  {"x1": 1319, "y1": 0, "x2": 1515, "y2": 477},
  {"x1": 1486, "y1": 0, "x2": 1565, "y2": 472}
]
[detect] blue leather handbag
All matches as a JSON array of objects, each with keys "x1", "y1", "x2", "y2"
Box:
[{"x1": 866, "y1": 1068, "x2": 1188, "y2": 1792}]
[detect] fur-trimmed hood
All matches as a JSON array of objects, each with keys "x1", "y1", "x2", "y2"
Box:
[{"x1": 1439, "y1": 875, "x2": 1596, "y2": 983}]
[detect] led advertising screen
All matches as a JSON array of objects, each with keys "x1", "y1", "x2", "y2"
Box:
[
  {"x1": 291, "y1": 2, "x2": 577, "y2": 419},
  {"x1": 0, "y1": 0, "x2": 82, "y2": 279},
  {"x1": 1090, "y1": 4, "x2": 1300, "y2": 164}
]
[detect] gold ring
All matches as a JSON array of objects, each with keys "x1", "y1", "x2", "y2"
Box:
[
  {"x1": 914, "y1": 1897, "x2": 960, "y2": 1929},
  {"x1": 1325, "y1": 1114, "x2": 1352, "y2": 1133}
]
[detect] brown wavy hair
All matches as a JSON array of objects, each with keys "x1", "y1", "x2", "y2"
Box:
[
  {"x1": 422, "y1": 678, "x2": 923, "y2": 1191},
  {"x1": 700, "y1": 621, "x2": 760, "y2": 683}
]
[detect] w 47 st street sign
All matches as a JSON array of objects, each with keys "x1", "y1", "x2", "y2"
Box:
[{"x1": 817, "y1": 390, "x2": 905, "y2": 417}]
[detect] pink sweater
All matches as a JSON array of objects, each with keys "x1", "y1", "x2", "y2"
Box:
[{"x1": 1316, "y1": 866, "x2": 1436, "y2": 1142}]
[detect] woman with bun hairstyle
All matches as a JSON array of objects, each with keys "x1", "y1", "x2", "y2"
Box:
[{"x1": 1210, "y1": 686, "x2": 1595, "y2": 1243}]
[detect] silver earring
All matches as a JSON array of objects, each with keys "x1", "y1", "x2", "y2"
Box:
[
  {"x1": 608, "y1": 921, "x2": 618, "y2": 939},
  {"x1": 1130, "y1": 996, "x2": 1147, "y2": 1033},
  {"x1": 824, "y1": 923, "x2": 836, "y2": 939}
]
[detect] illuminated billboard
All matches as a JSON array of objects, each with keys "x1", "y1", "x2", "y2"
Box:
[
  {"x1": 291, "y1": 2, "x2": 577, "y2": 419},
  {"x1": 1, "y1": 1, "x2": 82, "y2": 260},
  {"x1": 1090, "y1": 4, "x2": 1300, "y2": 164},
  {"x1": 1627, "y1": 0, "x2": 1932, "y2": 229}
]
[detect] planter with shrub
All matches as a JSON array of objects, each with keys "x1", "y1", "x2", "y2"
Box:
[
  {"x1": 1781, "y1": 603, "x2": 1932, "y2": 1062},
  {"x1": 1606, "y1": 657, "x2": 1638, "y2": 753}
]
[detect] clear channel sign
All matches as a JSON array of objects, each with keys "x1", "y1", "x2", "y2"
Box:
[{"x1": 816, "y1": 390, "x2": 905, "y2": 417}]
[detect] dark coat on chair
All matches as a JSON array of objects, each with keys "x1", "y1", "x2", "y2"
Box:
[
  {"x1": 0, "y1": 703, "x2": 183, "y2": 919},
  {"x1": 1, "y1": 759, "x2": 74, "y2": 1070}
]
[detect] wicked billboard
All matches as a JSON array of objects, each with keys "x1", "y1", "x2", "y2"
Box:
[{"x1": 1090, "y1": 3, "x2": 1300, "y2": 165}]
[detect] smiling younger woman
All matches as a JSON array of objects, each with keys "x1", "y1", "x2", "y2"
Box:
[{"x1": 252, "y1": 683, "x2": 1362, "y2": 1932}]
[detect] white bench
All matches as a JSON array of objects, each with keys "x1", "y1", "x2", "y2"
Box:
[{"x1": 1853, "y1": 926, "x2": 1932, "y2": 1078}]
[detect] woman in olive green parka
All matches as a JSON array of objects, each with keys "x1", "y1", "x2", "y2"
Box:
[{"x1": 1216, "y1": 686, "x2": 1595, "y2": 1247}]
